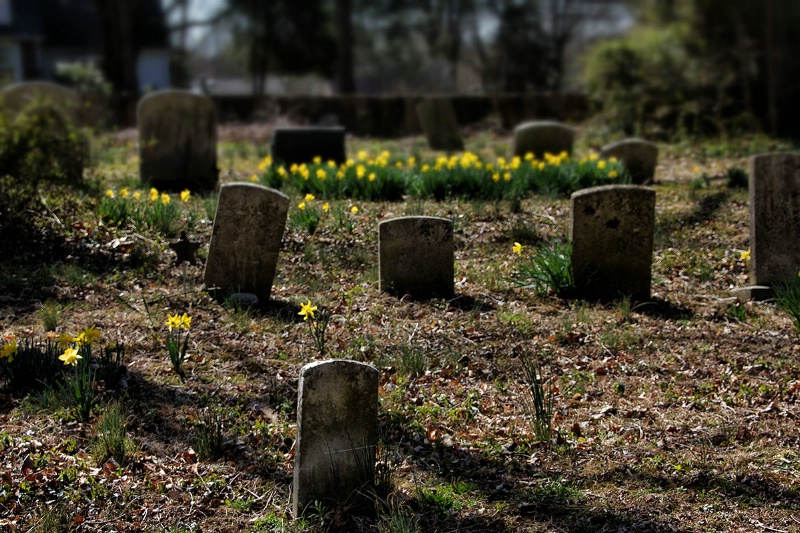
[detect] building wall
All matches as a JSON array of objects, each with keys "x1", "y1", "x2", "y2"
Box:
[{"x1": 137, "y1": 48, "x2": 170, "y2": 92}]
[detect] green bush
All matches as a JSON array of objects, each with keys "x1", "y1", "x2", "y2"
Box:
[{"x1": 0, "y1": 101, "x2": 89, "y2": 187}]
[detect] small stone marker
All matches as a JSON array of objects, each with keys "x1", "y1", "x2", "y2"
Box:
[
  {"x1": 169, "y1": 231, "x2": 201, "y2": 265},
  {"x1": 0, "y1": 81, "x2": 82, "y2": 123},
  {"x1": 512, "y1": 120, "x2": 575, "y2": 159},
  {"x1": 293, "y1": 360, "x2": 379, "y2": 517},
  {"x1": 600, "y1": 138, "x2": 658, "y2": 184},
  {"x1": 203, "y1": 183, "x2": 289, "y2": 302},
  {"x1": 415, "y1": 98, "x2": 464, "y2": 151},
  {"x1": 379, "y1": 216, "x2": 454, "y2": 299},
  {"x1": 749, "y1": 152, "x2": 800, "y2": 286},
  {"x1": 270, "y1": 127, "x2": 346, "y2": 166},
  {"x1": 570, "y1": 185, "x2": 655, "y2": 302},
  {"x1": 138, "y1": 90, "x2": 218, "y2": 192}
]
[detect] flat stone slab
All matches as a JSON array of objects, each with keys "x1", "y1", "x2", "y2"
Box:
[
  {"x1": 379, "y1": 216, "x2": 454, "y2": 299},
  {"x1": 270, "y1": 127, "x2": 346, "y2": 166},
  {"x1": 512, "y1": 120, "x2": 575, "y2": 159},
  {"x1": 138, "y1": 90, "x2": 218, "y2": 192},
  {"x1": 600, "y1": 138, "x2": 658, "y2": 184},
  {"x1": 570, "y1": 185, "x2": 655, "y2": 302},
  {"x1": 293, "y1": 360, "x2": 379, "y2": 517},
  {"x1": 731, "y1": 285, "x2": 773, "y2": 302},
  {"x1": 749, "y1": 153, "x2": 800, "y2": 286},
  {"x1": 203, "y1": 183, "x2": 289, "y2": 302},
  {"x1": 416, "y1": 98, "x2": 464, "y2": 152}
]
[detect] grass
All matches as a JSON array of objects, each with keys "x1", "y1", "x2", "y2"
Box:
[{"x1": 0, "y1": 128, "x2": 799, "y2": 532}]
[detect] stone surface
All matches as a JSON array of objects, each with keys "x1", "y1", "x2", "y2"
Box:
[
  {"x1": 415, "y1": 98, "x2": 464, "y2": 152},
  {"x1": 379, "y1": 216, "x2": 454, "y2": 299},
  {"x1": 227, "y1": 292, "x2": 259, "y2": 308},
  {"x1": 270, "y1": 127, "x2": 346, "y2": 166},
  {"x1": 138, "y1": 90, "x2": 218, "y2": 192},
  {"x1": 600, "y1": 138, "x2": 658, "y2": 184},
  {"x1": 0, "y1": 81, "x2": 81, "y2": 123},
  {"x1": 749, "y1": 153, "x2": 800, "y2": 286},
  {"x1": 293, "y1": 360, "x2": 379, "y2": 517},
  {"x1": 731, "y1": 286, "x2": 773, "y2": 302},
  {"x1": 512, "y1": 120, "x2": 575, "y2": 159},
  {"x1": 570, "y1": 185, "x2": 655, "y2": 302},
  {"x1": 203, "y1": 183, "x2": 289, "y2": 302}
]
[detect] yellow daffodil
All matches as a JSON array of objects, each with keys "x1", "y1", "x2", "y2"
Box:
[
  {"x1": 356, "y1": 165, "x2": 366, "y2": 179},
  {"x1": 165, "y1": 314, "x2": 181, "y2": 332},
  {"x1": 357, "y1": 150, "x2": 368, "y2": 161},
  {"x1": 1, "y1": 340, "x2": 17, "y2": 362},
  {"x1": 58, "y1": 332, "x2": 75, "y2": 348},
  {"x1": 350, "y1": 206, "x2": 359, "y2": 214},
  {"x1": 59, "y1": 347, "x2": 82, "y2": 366},
  {"x1": 178, "y1": 313, "x2": 191, "y2": 329},
  {"x1": 597, "y1": 160, "x2": 607, "y2": 170},
  {"x1": 82, "y1": 325, "x2": 100, "y2": 344},
  {"x1": 313, "y1": 156, "x2": 322, "y2": 165},
  {"x1": 298, "y1": 300, "x2": 317, "y2": 321},
  {"x1": 740, "y1": 249, "x2": 751, "y2": 261},
  {"x1": 161, "y1": 193, "x2": 171, "y2": 205},
  {"x1": 180, "y1": 189, "x2": 191, "y2": 202},
  {"x1": 149, "y1": 187, "x2": 159, "y2": 202},
  {"x1": 492, "y1": 173, "x2": 500, "y2": 182},
  {"x1": 316, "y1": 168, "x2": 327, "y2": 180},
  {"x1": 368, "y1": 172, "x2": 376, "y2": 182},
  {"x1": 513, "y1": 242, "x2": 524, "y2": 256},
  {"x1": 120, "y1": 188, "x2": 129, "y2": 198},
  {"x1": 298, "y1": 202, "x2": 306, "y2": 211},
  {"x1": 305, "y1": 193, "x2": 315, "y2": 202},
  {"x1": 133, "y1": 191, "x2": 142, "y2": 199},
  {"x1": 322, "y1": 202, "x2": 330, "y2": 213},
  {"x1": 609, "y1": 170, "x2": 618, "y2": 178},
  {"x1": 105, "y1": 189, "x2": 115, "y2": 198}
]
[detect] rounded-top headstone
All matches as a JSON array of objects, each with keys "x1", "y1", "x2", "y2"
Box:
[
  {"x1": 293, "y1": 360, "x2": 379, "y2": 517},
  {"x1": 415, "y1": 98, "x2": 464, "y2": 152},
  {"x1": 1, "y1": 82, "x2": 81, "y2": 123},
  {"x1": 138, "y1": 90, "x2": 218, "y2": 192},
  {"x1": 203, "y1": 183, "x2": 289, "y2": 302},
  {"x1": 600, "y1": 138, "x2": 658, "y2": 184},
  {"x1": 379, "y1": 216, "x2": 454, "y2": 300},
  {"x1": 570, "y1": 184, "x2": 655, "y2": 302},
  {"x1": 512, "y1": 120, "x2": 575, "y2": 159}
]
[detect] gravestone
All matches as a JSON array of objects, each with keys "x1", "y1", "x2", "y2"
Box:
[
  {"x1": 415, "y1": 98, "x2": 464, "y2": 151},
  {"x1": 600, "y1": 138, "x2": 658, "y2": 184},
  {"x1": 512, "y1": 120, "x2": 575, "y2": 159},
  {"x1": 379, "y1": 216, "x2": 454, "y2": 299},
  {"x1": 138, "y1": 90, "x2": 218, "y2": 192},
  {"x1": 570, "y1": 185, "x2": 655, "y2": 302},
  {"x1": 293, "y1": 360, "x2": 379, "y2": 517},
  {"x1": 0, "y1": 82, "x2": 82, "y2": 123},
  {"x1": 203, "y1": 183, "x2": 289, "y2": 302},
  {"x1": 749, "y1": 152, "x2": 800, "y2": 286},
  {"x1": 270, "y1": 127, "x2": 346, "y2": 166}
]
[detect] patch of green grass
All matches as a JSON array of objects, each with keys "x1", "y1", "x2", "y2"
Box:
[
  {"x1": 93, "y1": 400, "x2": 136, "y2": 466},
  {"x1": 512, "y1": 239, "x2": 575, "y2": 297}
]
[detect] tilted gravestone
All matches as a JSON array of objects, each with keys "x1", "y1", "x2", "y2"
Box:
[
  {"x1": 512, "y1": 120, "x2": 575, "y2": 159},
  {"x1": 203, "y1": 183, "x2": 289, "y2": 302},
  {"x1": 270, "y1": 127, "x2": 346, "y2": 166},
  {"x1": 415, "y1": 98, "x2": 464, "y2": 152},
  {"x1": 570, "y1": 185, "x2": 655, "y2": 302},
  {"x1": 379, "y1": 216, "x2": 454, "y2": 299},
  {"x1": 600, "y1": 138, "x2": 658, "y2": 185},
  {"x1": 0, "y1": 81, "x2": 82, "y2": 123},
  {"x1": 293, "y1": 360, "x2": 379, "y2": 517},
  {"x1": 749, "y1": 153, "x2": 800, "y2": 286},
  {"x1": 138, "y1": 90, "x2": 218, "y2": 192}
]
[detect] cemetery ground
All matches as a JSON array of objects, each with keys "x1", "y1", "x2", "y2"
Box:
[{"x1": 2, "y1": 127, "x2": 800, "y2": 533}]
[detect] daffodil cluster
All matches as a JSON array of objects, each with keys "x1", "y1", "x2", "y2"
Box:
[
  {"x1": 165, "y1": 312, "x2": 192, "y2": 378},
  {"x1": 99, "y1": 185, "x2": 189, "y2": 236},
  {"x1": 258, "y1": 149, "x2": 627, "y2": 202},
  {"x1": 298, "y1": 299, "x2": 330, "y2": 358}
]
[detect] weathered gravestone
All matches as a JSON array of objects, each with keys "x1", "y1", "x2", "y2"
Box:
[
  {"x1": 600, "y1": 138, "x2": 658, "y2": 185},
  {"x1": 293, "y1": 360, "x2": 379, "y2": 517},
  {"x1": 0, "y1": 82, "x2": 82, "y2": 123},
  {"x1": 270, "y1": 127, "x2": 346, "y2": 166},
  {"x1": 203, "y1": 183, "x2": 289, "y2": 302},
  {"x1": 138, "y1": 90, "x2": 218, "y2": 192},
  {"x1": 415, "y1": 98, "x2": 464, "y2": 152},
  {"x1": 512, "y1": 120, "x2": 575, "y2": 159},
  {"x1": 749, "y1": 152, "x2": 800, "y2": 286},
  {"x1": 570, "y1": 185, "x2": 655, "y2": 302},
  {"x1": 379, "y1": 216, "x2": 454, "y2": 299}
]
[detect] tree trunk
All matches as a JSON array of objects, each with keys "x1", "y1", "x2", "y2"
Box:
[{"x1": 336, "y1": 0, "x2": 356, "y2": 94}]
